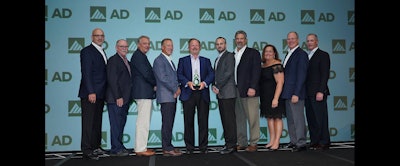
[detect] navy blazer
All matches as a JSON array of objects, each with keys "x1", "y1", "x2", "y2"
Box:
[
  {"x1": 153, "y1": 54, "x2": 179, "y2": 103},
  {"x1": 281, "y1": 47, "x2": 309, "y2": 100},
  {"x1": 130, "y1": 49, "x2": 156, "y2": 99},
  {"x1": 177, "y1": 55, "x2": 215, "y2": 103},
  {"x1": 78, "y1": 43, "x2": 107, "y2": 99},
  {"x1": 235, "y1": 47, "x2": 261, "y2": 98},
  {"x1": 306, "y1": 48, "x2": 330, "y2": 96},
  {"x1": 105, "y1": 53, "x2": 133, "y2": 105}
]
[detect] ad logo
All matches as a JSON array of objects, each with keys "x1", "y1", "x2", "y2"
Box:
[
  {"x1": 180, "y1": 38, "x2": 190, "y2": 54},
  {"x1": 334, "y1": 96, "x2": 347, "y2": 111},
  {"x1": 147, "y1": 130, "x2": 162, "y2": 146},
  {"x1": 68, "y1": 100, "x2": 107, "y2": 116},
  {"x1": 68, "y1": 38, "x2": 84, "y2": 54},
  {"x1": 101, "y1": 131, "x2": 108, "y2": 148},
  {"x1": 126, "y1": 38, "x2": 138, "y2": 54},
  {"x1": 250, "y1": 9, "x2": 265, "y2": 24},
  {"x1": 199, "y1": 8, "x2": 214, "y2": 23},
  {"x1": 349, "y1": 68, "x2": 355, "y2": 82},
  {"x1": 90, "y1": 6, "x2": 106, "y2": 22},
  {"x1": 332, "y1": 39, "x2": 346, "y2": 54},
  {"x1": 348, "y1": 11, "x2": 354, "y2": 25},
  {"x1": 145, "y1": 7, "x2": 161, "y2": 23},
  {"x1": 68, "y1": 100, "x2": 82, "y2": 117},
  {"x1": 208, "y1": 128, "x2": 217, "y2": 144},
  {"x1": 301, "y1": 10, "x2": 315, "y2": 24},
  {"x1": 259, "y1": 127, "x2": 268, "y2": 142},
  {"x1": 282, "y1": 39, "x2": 288, "y2": 55}
]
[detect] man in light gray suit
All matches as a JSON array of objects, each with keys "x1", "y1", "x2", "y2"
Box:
[
  {"x1": 153, "y1": 38, "x2": 182, "y2": 157},
  {"x1": 212, "y1": 37, "x2": 237, "y2": 154}
]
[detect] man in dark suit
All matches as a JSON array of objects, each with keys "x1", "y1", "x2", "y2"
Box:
[
  {"x1": 105, "y1": 39, "x2": 132, "y2": 157},
  {"x1": 153, "y1": 38, "x2": 182, "y2": 156},
  {"x1": 281, "y1": 31, "x2": 309, "y2": 152},
  {"x1": 233, "y1": 30, "x2": 261, "y2": 152},
  {"x1": 130, "y1": 35, "x2": 156, "y2": 156},
  {"x1": 212, "y1": 37, "x2": 237, "y2": 154},
  {"x1": 305, "y1": 33, "x2": 331, "y2": 150},
  {"x1": 177, "y1": 38, "x2": 215, "y2": 154},
  {"x1": 78, "y1": 28, "x2": 108, "y2": 160}
]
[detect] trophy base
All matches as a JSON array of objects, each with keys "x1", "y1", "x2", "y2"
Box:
[{"x1": 193, "y1": 86, "x2": 200, "y2": 90}]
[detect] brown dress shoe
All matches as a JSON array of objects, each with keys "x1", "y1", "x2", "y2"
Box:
[
  {"x1": 136, "y1": 149, "x2": 155, "y2": 156},
  {"x1": 245, "y1": 145, "x2": 257, "y2": 152},
  {"x1": 236, "y1": 145, "x2": 247, "y2": 151},
  {"x1": 163, "y1": 149, "x2": 182, "y2": 156}
]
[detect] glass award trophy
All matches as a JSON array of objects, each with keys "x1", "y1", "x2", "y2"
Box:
[{"x1": 193, "y1": 69, "x2": 200, "y2": 90}]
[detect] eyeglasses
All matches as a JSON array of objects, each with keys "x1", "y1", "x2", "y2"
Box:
[
  {"x1": 93, "y1": 35, "x2": 105, "y2": 37},
  {"x1": 118, "y1": 46, "x2": 128, "y2": 48}
]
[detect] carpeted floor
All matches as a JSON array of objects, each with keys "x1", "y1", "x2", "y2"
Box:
[{"x1": 45, "y1": 142, "x2": 354, "y2": 166}]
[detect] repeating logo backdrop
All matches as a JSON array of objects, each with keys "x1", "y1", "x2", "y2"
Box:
[{"x1": 45, "y1": 0, "x2": 355, "y2": 152}]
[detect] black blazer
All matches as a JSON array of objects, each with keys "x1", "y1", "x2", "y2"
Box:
[
  {"x1": 235, "y1": 47, "x2": 261, "y2": 98},
  {"x1": 78, "y1": 44, "x2": 107, "y2": 99},
  {"x1": 105, "y1": 53, "x2": 133, "y2": 105},
  {"x1": 306, "y1": 48, "x2": 330, "y2": 96}
]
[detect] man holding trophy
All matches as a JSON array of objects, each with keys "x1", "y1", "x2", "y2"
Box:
[{"x1": 177, "y1": 38, "x2": 215, "y2": 154}]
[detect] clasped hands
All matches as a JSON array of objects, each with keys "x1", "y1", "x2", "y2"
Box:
[{"x1": 187, "y1": 81, "x2": 205, "y2": 90}]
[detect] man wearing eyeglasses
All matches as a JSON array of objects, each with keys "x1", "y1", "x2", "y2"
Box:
[{"x1": 105, "y1": 39, "x2": 132, "y2": 157}]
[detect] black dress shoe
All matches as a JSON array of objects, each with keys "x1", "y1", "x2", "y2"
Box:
[
  {"x1": 284, "y1": 143, "x2": 296, "y2": 149},
  {"x1": 292, "y1": 146, "x2": 307, "y2": 152},
  {"x1": 315, "y1": 144, "x2": 329, "y2": 150},
  {"x1": 186, "y1": 149, "x2": 194, "y2": 155},
  {"x1": 110, "y1": 149, "x2": 129, "y2": 157},
  {"x1": 309, "y1": 143, "x2": 318, "y2": 150},
  {"x1": 93, "y1": 147, "x2": 106, "y2": 155},
  {"x1": 219, "y1": 147, "x2": 236, "y2": 154},
  {"x1": 199, "y1": 149, "x2": 208, "y2": 154},
  {"x1": 83, "y1": 153, "x2": 99, "y2": 160}
]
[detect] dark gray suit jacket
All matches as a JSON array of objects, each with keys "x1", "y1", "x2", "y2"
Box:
[
  {"x1": 105, "y1": 53, "x2": 133, "y2": 105},
  {"x1": 213, "y1": 50, "x2": 236, "y2": 99}
]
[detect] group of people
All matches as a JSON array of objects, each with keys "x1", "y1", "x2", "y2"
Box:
[{"x1": 77, "y1": 28, "x2": 331, "y2": 160}]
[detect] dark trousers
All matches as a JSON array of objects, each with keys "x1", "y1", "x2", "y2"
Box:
[
  {"x1": 80, "y1": 98, "x2": 104, "y2": 155},
  {"x1": 107, "y1": 103, "x2": 129, "y2": 153},
  {"x1": 305, "y1": 96, "x2": 330, "y2": 145},
  {"x1": 182, "y1": 91, "x2": 209, "y2": 151},
  {"x1": 160, "y1": 102, "x2": 177, "y2": 151},
  {"x1": 218, "y1": 97, "x2": 237, "y2": 148}
]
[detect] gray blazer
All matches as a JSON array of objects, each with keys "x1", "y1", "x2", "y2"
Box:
[
  {"x1": 153, "y1": 53, "x2": 179, "y2": 103},
  {"x1": 213, "y1": 50, "x2": 236, "y2": 99}
]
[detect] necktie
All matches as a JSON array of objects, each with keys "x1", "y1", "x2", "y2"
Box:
[
  {"x1": 283, "y1": 52, "x2": 289, "y2": 67},
  {"x1": 102, "y1": 49, "x2": 107, "y2": 64},
  {"x1": 215, "y1": 55, "x2": 221, "y2": 69},
  {"x1": 171, "y1": 61, "x2": 176, "y2": 71},
  {"x1": 123, "y1": 56, "x2": 131, "y2": 75}
]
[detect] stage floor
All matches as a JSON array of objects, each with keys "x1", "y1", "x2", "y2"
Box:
[{"x1": 45, "y1": 142, "x2": 355, "y2": 166}]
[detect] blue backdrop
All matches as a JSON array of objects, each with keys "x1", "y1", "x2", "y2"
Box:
[{"x1": 45, "y1": 0, "x2": 355, "y2": 152}]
